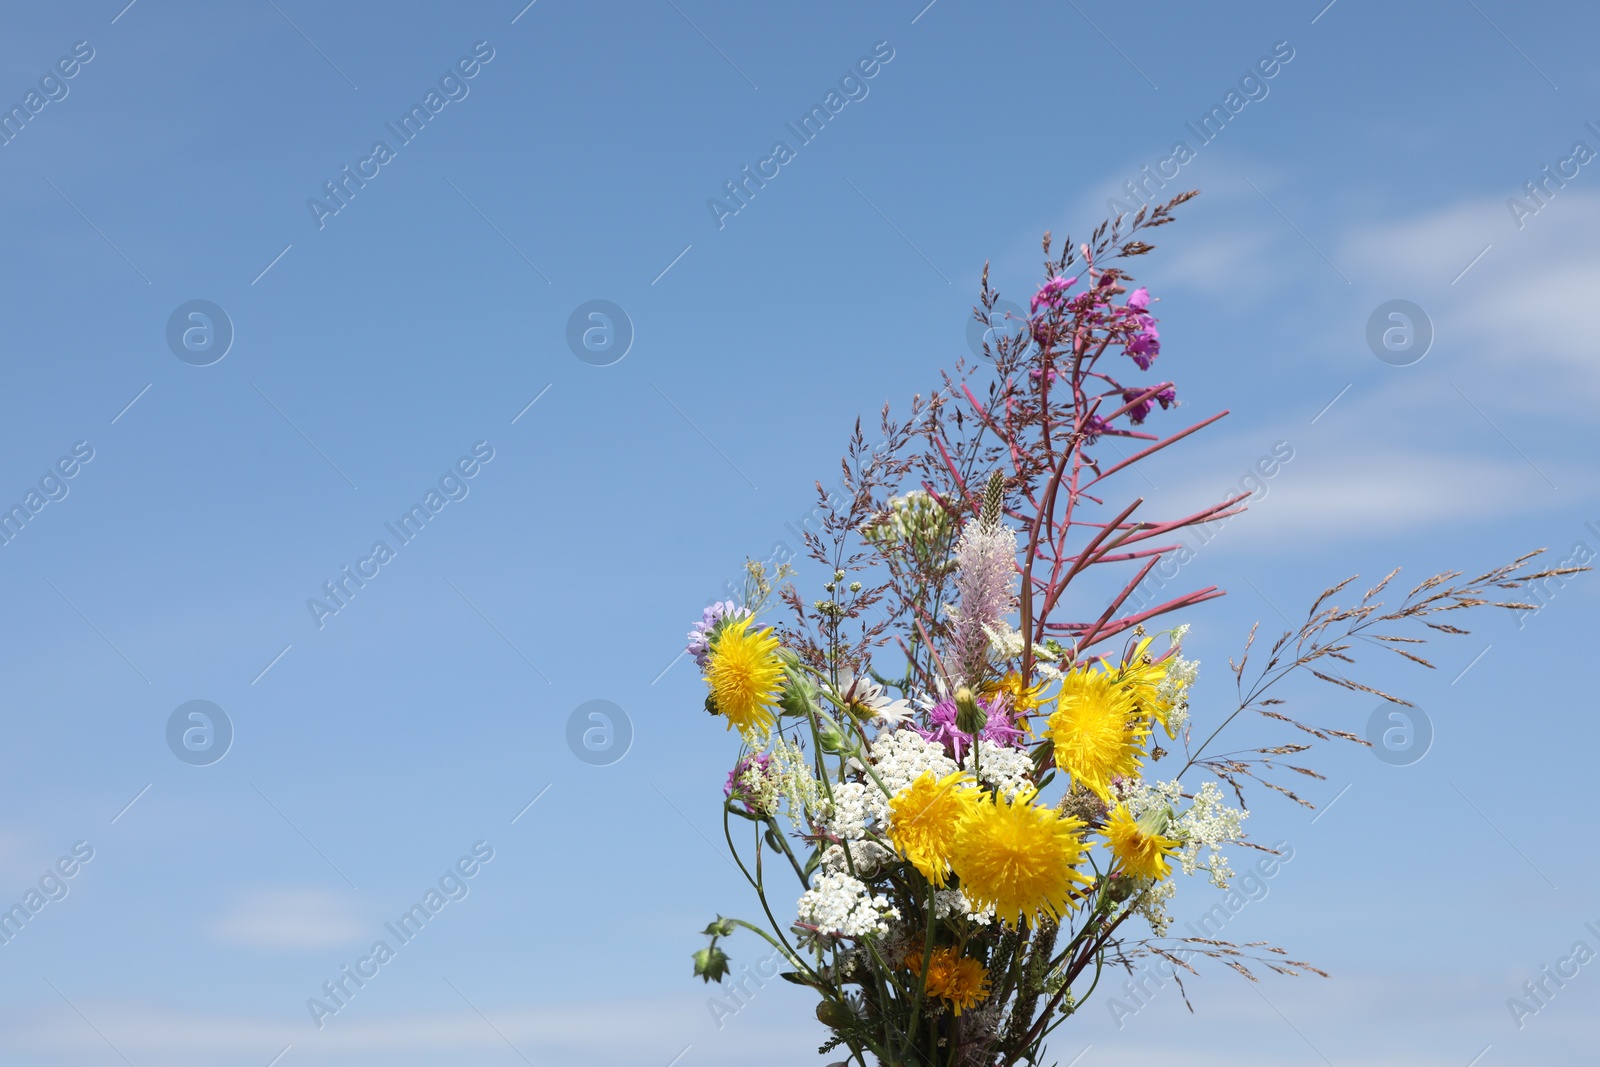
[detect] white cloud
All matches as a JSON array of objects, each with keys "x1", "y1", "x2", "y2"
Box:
[
  {"x1": 1129, "y1": 423, "x2": 1575, "y2": 550},
  {"x1": 1203, "y1": 447, "x2": 1565, "y2": 545},
  {"x1": 1342, "y1": 191, "x2": 1600, "y2": 400},
  {"x1": 207, "y1": 887, "x2": 365, "y2": 951}
]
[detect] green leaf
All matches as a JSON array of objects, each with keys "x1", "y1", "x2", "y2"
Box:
[
  {"x1": 802, "y1": 848, "x2": 823, "y2": 880},
  {"x1": 700, "y1": 917, "x2": 737, "y2": 937}
]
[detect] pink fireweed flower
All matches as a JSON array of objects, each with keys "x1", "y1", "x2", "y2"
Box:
[
  {"x1": 1122, "y1": 386, "x2": 1177, "y2": 425},
  {"x1": 1031, "y1": 317, "x2": 1055, "y2": 350},
  {"x1": 1079, "y1": 414, "x2": 1113, "y2": 442},
  {"x1": 1127, "y1": 316, "x2": 1161, "y2": 369},
  {"x1": 1127, "y1": 287, "x2": 1151, "y2": 311},
  {"x1": 1030, "y1": 275, "x2": 1077, "y2": 313}
]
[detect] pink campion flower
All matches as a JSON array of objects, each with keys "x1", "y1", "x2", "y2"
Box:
[{"x1": 1029, "y1": 275, "x2": 1077, "y2": 313}]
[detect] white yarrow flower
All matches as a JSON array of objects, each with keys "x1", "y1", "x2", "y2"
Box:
[
  {"x1": 981, "y1": 620, "x2": 1028, "y2": 660},
  {"x1": 1133, "y1": 876, "x2": 1176, "y2": 936},
  {"x1": 824, "y1": 781, "x2": 890, "y2": 839},
  {"x1": 797, "y1": 871, "x2": 899, "y2": 940},
  {"x1": 768, "y1": 737, "x2": 825, "y2": 826},
  {"x1": 1156, "y1": 655, "x2": 1199, "y2": 735},
  {"x1": 933, "y1": 887, "x2": 998, "y2": 925},
  {"x1": 869, "y1": 729, "x2": 958, "y2": 797},
  {"x1": 821, "y1": 839, "x2": 894, "y2": 877},
  {"x1": 962, "y1": 740, "x2": 1033, "y2": 799}
]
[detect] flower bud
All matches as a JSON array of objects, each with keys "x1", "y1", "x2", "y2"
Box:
[
  {"x1": 1136, "y1": 805, "x2": 1174, "y2": 839},
  {"x1": 818, "y1": 724, "x2": 847, "y2": 753},
  {"x1": 954, "y1": 686, "x2": 986, "y2": 735},
  {"x1": 778, "y1": 670, "x2": 819, "y2": 718},
  {"x1": 692, "y1": 944, "x2": 731, "y2": 983},
  {"x1": 1104, "y1": 872, "x2": 1137, "y2": 903},
  {"x1": 816, "y1": 997, "x2": 855, "y2": 1029}
]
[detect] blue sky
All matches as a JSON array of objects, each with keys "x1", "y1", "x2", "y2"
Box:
[{"x1": 0, "y1": 1, "x2": 1596, "y2": 1064}]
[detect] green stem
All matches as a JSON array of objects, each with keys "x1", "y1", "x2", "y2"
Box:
[{"x1": 900, "y1": 881, "x2": 939, "y2": 1064}]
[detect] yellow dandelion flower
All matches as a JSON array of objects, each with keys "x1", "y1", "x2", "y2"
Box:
[
  {"x1": 1118, "y1": 635, "x2": 1175, "y2": 736},
  {"x1": 704, "y1": 617, "x2": 785, "y2": 739},
  {"x1": 1047, "y1": 664, "x2": 1150, "y2": 801},
  {"x1": 983, "y1": 671, "x2": 1049, "y2": 716},
  {"x1": 1102, "y1": 803, "x2": 1179, "y2": 881},
  {"x1": 887, "y1": 770, "x2": 978, "y2": 887},
  {"x1": 949, "y1": 788, "x2": 1093, "y2": 929},
  {"x1": 906, "y1": 946, "x2": 991, "y2": 1016}
]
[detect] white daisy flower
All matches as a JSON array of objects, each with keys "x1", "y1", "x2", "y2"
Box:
[{"x1": 836, "y1": 669, "x2": 915, "y2": 728}]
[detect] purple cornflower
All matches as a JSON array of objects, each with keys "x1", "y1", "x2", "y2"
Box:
[
  {"x1": 915, "y1": 695, "x2": 1026, "y2": 762},
  {"x1": 687, "y1": 600, "x2": 748, "y2": 669}
]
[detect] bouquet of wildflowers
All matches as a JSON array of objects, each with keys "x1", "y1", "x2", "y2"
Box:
[{"x1": 686, "y1": 193, "x2": 1569, "y2": 1067}]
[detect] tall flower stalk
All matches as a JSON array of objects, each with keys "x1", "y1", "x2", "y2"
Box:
[{"x1": 945, "y1": 472, "x2": 1017, "y2": 689}]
